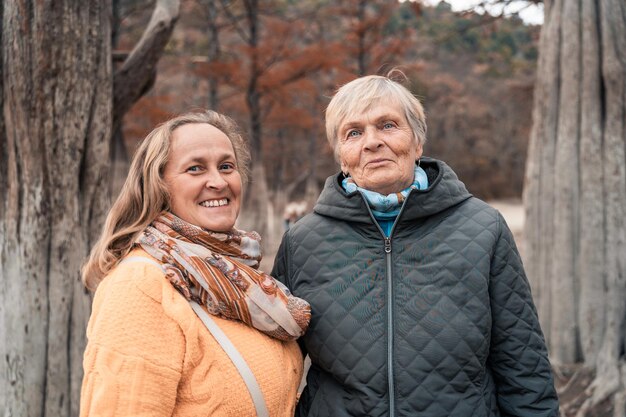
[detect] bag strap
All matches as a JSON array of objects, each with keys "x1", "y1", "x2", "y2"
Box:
[
  {"x1": 120, "y1": 256, "x2": 270, "y2": 417},
  {"x1": 189, "y1": 302, "x2": 270, "y2": 417}
]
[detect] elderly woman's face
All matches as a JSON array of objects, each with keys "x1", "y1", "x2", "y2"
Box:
[
  {"x1": 338, "y1": 102, "x2": 422, "y2": 195},
  {"x1": 164, "y1": 123, "x2": 242, "y2": 232}
]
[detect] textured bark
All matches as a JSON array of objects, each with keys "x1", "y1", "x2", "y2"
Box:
[
  {"x1": 550, "y1": 0, "x2": 581, "y2": 363},
  {"x1": 0, "y1": 1, "x2": 179, "y2": 416},
  {"x1": 524, "y1": 0, "x2": 561, "y2": 344},
  {"x1": 112, "y1": 0, "x2": 180, "y2": 132},
  {"x1": 109, "y1": 0, "x2": 179, "y2": 198},
  {"x1": 524, "y1": 0, "x2": 626, "y2": 414},
  {"x1": 0, "y1": 2, "x2": 112, "y2": 417},
  {"x1": 578, "y1": 0, "x2": 605, "y2": 367}
]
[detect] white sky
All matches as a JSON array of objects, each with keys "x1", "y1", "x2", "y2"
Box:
[{"x1": 423, "y1": 0, "x2": 544, "y2": 25}]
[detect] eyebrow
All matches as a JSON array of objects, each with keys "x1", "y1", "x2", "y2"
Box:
[
  {"x1": 340, "y1": 121, "x2": 361, "y2": 132},
  {"x1": 178, "y1": 152, "x2": 236, "y2": 166},
  {"x1": 340, "y1": 113, "x2": 401, "y2": 132}
]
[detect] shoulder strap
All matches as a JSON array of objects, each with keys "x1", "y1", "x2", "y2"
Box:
[
  {"x1": 119, "y1": 256, "x2": 270, "y2": 417},
  {"x1": 189, "y1": 302, "x2": 270, "y2": 417}
]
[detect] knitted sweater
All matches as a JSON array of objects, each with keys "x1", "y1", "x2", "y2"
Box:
[{"x1": 80, "y1": 249, "x2": 303, "y2": 417}]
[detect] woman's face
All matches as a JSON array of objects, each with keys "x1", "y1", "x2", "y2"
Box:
[
  {"x1": 338, "y1": 101, "x2": 422, "y2": 195},
  {"x1": 164, "y1": 123, "x2": 242, "y2": 232}
]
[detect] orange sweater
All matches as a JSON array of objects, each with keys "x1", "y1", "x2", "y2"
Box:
[{"x1": 80, "y1": 249, "x2": 303, "y2": 417}]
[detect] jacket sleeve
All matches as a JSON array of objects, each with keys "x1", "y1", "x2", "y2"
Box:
[
  {"x1": 80, "y1": 269, "x2": 183, "y2": 417},
  {"x1": 488, "y1": 213, "x2": 559, "y2": 417}
]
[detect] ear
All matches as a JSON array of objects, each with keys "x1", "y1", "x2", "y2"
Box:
[
  {"x1": 415, "y1": 142, "x2": 424, "y2": 161},
  {"x1": 340, "y1": 160, "x2": 349, "y2": 176}
]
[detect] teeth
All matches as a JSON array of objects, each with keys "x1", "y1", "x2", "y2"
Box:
[{"x1": 200, "y1": 199, "x2": 228, "y2": 207}]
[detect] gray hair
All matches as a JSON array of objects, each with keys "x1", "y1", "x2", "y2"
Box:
[{"x1": 325, "y1": 73, "x2": 427, "y2": 161}]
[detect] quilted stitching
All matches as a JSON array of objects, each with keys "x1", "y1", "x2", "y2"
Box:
[{"x1": 272, "y1": 159, "x2": 559, "y2": 417}]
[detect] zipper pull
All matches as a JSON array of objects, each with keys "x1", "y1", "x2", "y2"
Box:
[{"x1": 384, "y1": 237, "x2": 392, "y2": 253}]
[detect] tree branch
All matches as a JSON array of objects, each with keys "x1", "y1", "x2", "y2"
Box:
[
  {"x1": 219, "y1": 0, "x2": 250, "y2": 43},
  {"x1": 112, "y1": 0, "x2": 180, "y2": 132}
]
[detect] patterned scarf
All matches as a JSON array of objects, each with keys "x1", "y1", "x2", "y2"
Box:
[
  {"x1": 342, "y1": 165, "x2": 429, "y2": 219},
  {"x1": 136, "y1": 212, "x2": 310, "y2": 341}
]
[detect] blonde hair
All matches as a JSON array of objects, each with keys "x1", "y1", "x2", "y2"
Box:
[
  {"x1": 82, "y1": 110, "x2": 250, "y2": 290},
  {"x1": 325, "y1": 71, "x2": 427, "y2": 161}
]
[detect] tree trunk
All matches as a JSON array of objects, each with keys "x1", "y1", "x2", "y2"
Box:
[
  {"x1": 109, "y1": 0, "x2": 179, "y2": 198},
  {"x1": 109, "y1": 126, "x2": 130, "y2": 197},
  {"x1": 204, "y1": 0, "x2": 221, "y2": 110},
  {"x1": 305, "y1": 128, "x2": 320, "y2": 209},
  {"x1": 524, "y1": 0, "x2": 626, "y2": 413},
  {"x1": 551, "y1": 0, "x2": 581, "y2": 364},
  {"x1": 112, "y1": 0, "x2": 180, "y2": 132},
  {"x1": 239, "y1": 0, "x2": 269, "y2": 238},
  {"x1": 0, "y1": 3, "x2": 113, "y2": 417},
  {"x1": 356, "y1": 0, "x2": 367, "y2": 76},
  {"x1": 0, "y1": 1, "x2": 179, "y2": 416}
]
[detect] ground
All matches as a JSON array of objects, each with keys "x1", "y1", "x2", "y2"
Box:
[{"x1": 555, "y1": 364, "x2": 616, "y2": 417}]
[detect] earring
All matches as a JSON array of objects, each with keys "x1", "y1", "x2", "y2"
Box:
[{"x1": 416, "y1": 158, "x2": 421, "y2": 168}]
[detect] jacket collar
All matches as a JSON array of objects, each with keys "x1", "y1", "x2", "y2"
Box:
[{"x1": 314, "y1": 157, "x2": 472, "y2": 224}]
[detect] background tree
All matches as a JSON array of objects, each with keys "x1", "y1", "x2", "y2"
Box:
[
  {"x1": 123, "y1": 0, "x2": 541, "y2": 243},
  {"x1": 0, "y1": 1, "x2": 178, "y2": 416},
  {"x1": 0, "y1": 3, "x2": 112, "y2": 416},
  {"x1": 193, "y1": 0, "x2": 332, "y2": 238},
  {"x1": 523, "y1": 0, "x2": 626, "y2": 415},
  {"x1": 338, "y1": 0, "x2": 414, "y2": 77},
  {"x1": 200, "y1": 0, "x2": 223, "y2": 110},
  {"x1": 110, "y1": 0, "x2": 180, "y2": 194}
]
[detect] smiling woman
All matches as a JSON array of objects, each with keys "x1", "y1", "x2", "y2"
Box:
[
  {"x1": 164, "y1": 123, "x2": 243, "y2": 232},
  {"x1": 79, "y1": 110, "x2": 310, "y2": 417}
]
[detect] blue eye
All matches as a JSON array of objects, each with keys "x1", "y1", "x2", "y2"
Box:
[
  {"x1": 347, "y1": 130, "x2": 361, "y2": 138},
  {"x1": 383, "y1": 122, "x2": 395, "y2": 129},
  {"x1": 219, "y1": 162, "x2": 235, "y2": 171},
  {"x1": 187, "y1": 165, "x2": 201, "y2": 172}
]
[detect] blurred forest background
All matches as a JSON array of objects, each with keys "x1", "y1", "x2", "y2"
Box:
[
  {"x1": 115, "y1": 0, "x2": 539, "y2": 239},
  {"x1": 1, "y1": 1, "x2": 624, "y2": 416}
]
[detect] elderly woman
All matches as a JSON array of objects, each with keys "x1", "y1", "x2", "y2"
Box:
[
  {"x1": 272, "y1": 74, "x2": 559, "y2": 417},
  {"x1": 80, "y1": 111, "x2": 310, "y2": 416}
]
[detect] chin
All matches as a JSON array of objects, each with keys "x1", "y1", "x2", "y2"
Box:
[
  {"x1": 203, "y1": 220, "x2": 236, "y2": 232},
  {"x1": 204, "y1": 225, "x2": 233, "y2": 233}
]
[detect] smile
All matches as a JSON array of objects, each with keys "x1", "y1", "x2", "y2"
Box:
[
  {"x1": 366, "y1": 159, "x2": 391, "y2": 166},
  {"x1": 199, "y1": 198, "x2": 229, "y2": 208}
]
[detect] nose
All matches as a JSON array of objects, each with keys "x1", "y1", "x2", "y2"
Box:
[
  {"x1": 363, "y1": 127, "x2": 384, "y2": 151},
  {"x1": 204, "y1": 169, "x2": 227, "y2": 190}
]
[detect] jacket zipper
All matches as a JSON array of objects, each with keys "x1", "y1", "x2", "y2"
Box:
[
  {"x1": 359, "y1": 190, "x2": 413, "y2": 417},
  {"x1": 384, "y1": 235, "x2": 394, "y2": 417}
]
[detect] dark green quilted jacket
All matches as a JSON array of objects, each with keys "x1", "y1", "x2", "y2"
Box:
[{"x1": 272, "y1": 158, "x2": 559, "y2": 417}]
